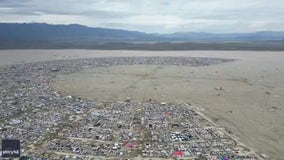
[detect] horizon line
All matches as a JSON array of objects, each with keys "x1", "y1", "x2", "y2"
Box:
[{"x1": 1, "y1": 22, "x2": 284, "y2": 35}]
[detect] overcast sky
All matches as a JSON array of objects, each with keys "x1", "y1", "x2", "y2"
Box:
[{"x1": 0, "y1": 0, "x2": 283, "y2": 33}]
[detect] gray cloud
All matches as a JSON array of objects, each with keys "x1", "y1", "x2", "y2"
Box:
[{"x1": 0, "y1": 0, "x2": 283, "y2": 33}]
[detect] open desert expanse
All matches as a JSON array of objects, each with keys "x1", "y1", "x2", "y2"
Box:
[{"x1": 1, "y1": 50, "x2": 284, "y2": 159}]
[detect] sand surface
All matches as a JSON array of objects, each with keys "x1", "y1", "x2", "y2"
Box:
[{"x1": 1, "y1": 50, "x2": 284, "y2": 159}]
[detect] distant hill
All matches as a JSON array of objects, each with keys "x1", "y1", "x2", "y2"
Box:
[
  {"x1": 0, "y1": 23, "x2": 161, "y2": 42},
  {"x1": 0, "y1": 23, "x2": 284, "y2": 50},
  {"x1": 164, "y1": 31, "x2": 284, "y2": 42}
]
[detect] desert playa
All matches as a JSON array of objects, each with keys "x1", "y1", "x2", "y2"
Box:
[{"x1": 1, "y1": 50, "x2": 284, "y2": 159}]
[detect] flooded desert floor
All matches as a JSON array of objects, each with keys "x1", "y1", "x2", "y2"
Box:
[{"x1": 1, "y1": 50, "x2": 284, "y2": 159}]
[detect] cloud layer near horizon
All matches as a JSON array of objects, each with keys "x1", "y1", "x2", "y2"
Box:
[{"x1": 0, "y1": 0, "x2": 283, "y2": 33}]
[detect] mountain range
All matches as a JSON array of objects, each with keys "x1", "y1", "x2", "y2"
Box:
[{"x1": 0, "y1": 23, "x2": 284, "y2": 50}]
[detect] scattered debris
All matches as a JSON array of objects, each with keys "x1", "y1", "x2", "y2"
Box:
[
  {"x1": 215, "y1": 87, "x2": 225, "y2": 91},
  {"x1": 66, "y1": 95, "x2": 72, "y2": 99},
  {"x1": 260, "y1": 153, "x2": 269, "y2": 158},
  {"x1": 265, "y1": 91, "x2": 271, "y2": 95},
  {"x1": 126, "y1": 97, "x2": 131, "y2": 102}
]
